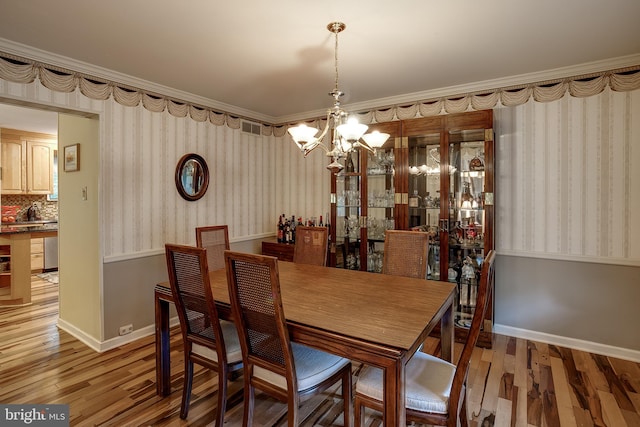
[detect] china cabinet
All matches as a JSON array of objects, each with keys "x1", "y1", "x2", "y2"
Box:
[
  {"x1": 328, "y1": 110, "x2": 494, "y2": 346},
  {"x1": 404, "y1": 110, "x2": 494, "y2": 346}
]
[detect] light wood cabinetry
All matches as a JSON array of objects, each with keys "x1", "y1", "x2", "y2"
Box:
[
  {"x1": 1, "y1": 128, "x2": 56, "y2": 195},
  {"x1": 0, "y1": 135, "x2": 26, "y2": 193},
  {"x1": 26, "y1": 140, "x2": 55, "y2": 194},
  {"x1": 30, "y1": 237, "x2": 44, "y2": 272},
  {"x1": 0, "y1": 244, "x2": 10, "y2": 288}
]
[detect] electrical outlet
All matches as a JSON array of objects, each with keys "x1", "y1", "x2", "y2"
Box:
[{"x1": 119, "y1": 324, "x2": 133, "y2": 336}]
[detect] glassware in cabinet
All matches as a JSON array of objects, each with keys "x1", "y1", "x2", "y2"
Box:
[
  {"x1": 334, "y1": 152, "x2": 363, "y2": 270},
  {"x1": 365, "y1": 148, "x2": 395, "y2": 272},
  {"x1": 402, "y1": 110, "x2": 494, "y2": 347}
]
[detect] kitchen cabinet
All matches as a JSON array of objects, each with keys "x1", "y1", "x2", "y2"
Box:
[
  {"x1": 1, "y1": 128, "x2": 56, "y2": 195},
  {"x1": 30, "y1": 237, "x2": 44, "y2": 272},
  {"x1": 0, "y1": 135, "x2": 26, "y2": 193},
  {"x1": 0, "y1": 227, "x2": 57, "y2": 306},
  {"x1": 0, "y1": 244, "x2": 10, "y2": 288}
]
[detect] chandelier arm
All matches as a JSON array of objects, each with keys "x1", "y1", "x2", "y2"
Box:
[
  {"x1": 352, "y1": 141, "x2": 376, "y2": 154},
  {"x1": 314, "y1": 109, "x2": 334, "y2": 142}
]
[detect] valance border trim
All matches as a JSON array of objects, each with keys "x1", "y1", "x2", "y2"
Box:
[{"x1": 0, "y1": 50, "x2": 638, "y2": 132}]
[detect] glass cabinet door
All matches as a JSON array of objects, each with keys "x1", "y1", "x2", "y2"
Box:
[
  {"x1": 403, "y1": 110, "x2": 494, "y2": 345},
  {"x1": 447, "y1": 129, "x2": 488, "y2": 328},
  {"x1": 365, "y1": 148, "x2": 395, "y2": 272},
  {"x1": 334, "y1": 152, "x2": 362, "y2": 270},
  {"x1": 408, "y1": 132, "x2": 442, "y2": 280}
]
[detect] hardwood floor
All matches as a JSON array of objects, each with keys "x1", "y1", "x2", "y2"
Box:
[{"x1": 1, "y1": 276, "x2": 639, "y2": 426}]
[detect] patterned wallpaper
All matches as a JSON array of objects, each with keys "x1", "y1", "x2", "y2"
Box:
[
  {"x1": 100, "y1": 101, "x2": 331, "y2": 258},
  {"x1": 2, "y1": 74, "x2": 638, "y2": 265},
  {"x1": 494, "y1": 87, "x2": 640, "y2": 265}
]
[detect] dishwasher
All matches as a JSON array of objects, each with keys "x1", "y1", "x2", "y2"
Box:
[{"x1": 44, "y1": 236, "x2": 59, "y2": 271}]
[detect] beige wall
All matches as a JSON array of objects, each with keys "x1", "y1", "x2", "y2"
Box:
[{"x1": 57, "y1": 114, "x2": 101, "y2": 341}]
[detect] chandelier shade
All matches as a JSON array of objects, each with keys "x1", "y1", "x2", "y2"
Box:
[{"x1": 288, "y1": 22, "x2": 390, "y2": 172}]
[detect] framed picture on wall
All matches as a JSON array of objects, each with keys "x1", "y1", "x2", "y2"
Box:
[{"x1": 64, "y1": 143, "x2": 80, "y2": 172}]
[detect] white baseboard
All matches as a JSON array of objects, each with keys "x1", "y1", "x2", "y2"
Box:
[
  {"x1": 56, "y1": 318, "x2": 103, "y2": 352},
  {"x1": 61, "y1": 316, "x2": 639, "y2": 363},
  {"x1": 57, "y1": 316, "x2": 181, "y2": 353},
  {"x1": 494, "y1": 324, "x2": 640, "y2": 363}
]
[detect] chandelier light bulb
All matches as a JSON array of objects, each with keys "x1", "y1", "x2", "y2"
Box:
[
  {"x1": 288, "y1": 124, "x2": 319, "y2": 146},
  {"x1": 362, "y1": 130, "x2": 390, "y2": 149},
  {"x1": 337, "y1": 117, "x2": 368, "y2": 142}
]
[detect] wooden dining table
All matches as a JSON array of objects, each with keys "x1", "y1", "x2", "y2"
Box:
[{"x1": 154, "y1": 260, "x2": 456, "y2": 426}]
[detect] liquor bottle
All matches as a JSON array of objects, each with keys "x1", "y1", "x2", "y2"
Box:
[
  {"x1": 319, "y1": 215, "x2": 324, "y2": 227},
  {"x1": 277, "y1": 215, "x2": 284, "y2": 243},
  {"x1": 285, "y1": 219, "x2": 291, "y2": 243}
]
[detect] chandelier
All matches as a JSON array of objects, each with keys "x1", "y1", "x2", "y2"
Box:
[{"x1": 287, "y1": 22, "x2": 390, "y2": 174}]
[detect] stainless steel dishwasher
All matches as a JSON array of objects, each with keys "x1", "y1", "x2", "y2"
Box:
[{"x1": 44, "y1": 236, "x2": 58, "y2": 271}]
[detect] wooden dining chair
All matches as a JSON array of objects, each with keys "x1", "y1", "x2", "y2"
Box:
[
  {"x1": 195, "y1": 225, "x2": 230, "y2": 271},
  {"x1": 224, "y1": 250, "x2": 352, "y2": 426},
  {"x1": 382, "y1": 229, "x2": 429, "y2": 278},
  {"x1": 354, "y1": 249, "x2": 496, "y2": 427},
  {"x1": 293, "y1": 226, "x2": 329, "y2": 266},
  {"x1": 165, "y1": 243, "x2": 243, "y2": 426}
]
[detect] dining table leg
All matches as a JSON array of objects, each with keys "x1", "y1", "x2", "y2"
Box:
[
  {"x1": 154, "y1": 289, "x2": 171, "y2": 396},
  {"x1": 382, "y1": 360, "x2": 405, "y2": 426},
  {"x1": 440, "y1": 296, "x2": 455, "y2": 363}
]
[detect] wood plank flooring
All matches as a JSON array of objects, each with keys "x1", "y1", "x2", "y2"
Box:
[{"x1": 0, "y1": 276, "x2": 639, "y2": 426}]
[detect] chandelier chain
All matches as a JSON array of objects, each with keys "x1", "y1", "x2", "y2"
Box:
[{"x1": 334, "y1": 26, "x2": 339, "y2": 93}]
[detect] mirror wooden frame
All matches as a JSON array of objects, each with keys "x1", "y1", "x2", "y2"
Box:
[{"x1": 175, "y1": 153, "x2": 210, "y2": 201}]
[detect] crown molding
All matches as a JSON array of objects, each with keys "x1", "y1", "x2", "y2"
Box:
[
  {"x1": 0, "y1": 38, "x2": 278, "y2": 124},
  {"x1": 278, "y1": 53, "x2": 640, "y2": 124},
  {"x1": 2, "y1": 37, "x2": 638, "y2": 127}
]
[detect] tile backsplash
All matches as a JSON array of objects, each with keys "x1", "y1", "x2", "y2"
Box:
[{"x1": 1, "y1": 194, "x2": 58, "y2": 222}]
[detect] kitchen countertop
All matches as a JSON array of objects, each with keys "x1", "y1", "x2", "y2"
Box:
[{"x1": 0, "y1": 222, "x2": 58, "y2": 235}]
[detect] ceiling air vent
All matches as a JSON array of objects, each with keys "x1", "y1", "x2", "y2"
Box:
[{"x1": 241, "y1": 120, "x2": 262, "y2": 136}]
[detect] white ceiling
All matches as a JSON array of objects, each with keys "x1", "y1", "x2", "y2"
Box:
[{"x1": 0, "y1": 0, "x2": 639, "y2": 127}]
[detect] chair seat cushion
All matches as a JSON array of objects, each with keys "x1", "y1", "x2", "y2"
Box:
[
  {"x1": 255, "y1": 342, "x2": 350, "y2": 391},
  {"x1": 356, "y1": 351, "x2": 455, "y2": 414},
  {"x1": 192, "y1": 320, "x2": 242, "y2": 363}
]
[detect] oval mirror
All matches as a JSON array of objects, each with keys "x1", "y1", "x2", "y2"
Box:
[{"x1": 175, "y1": 153, "x2": 210, "y2": 201}]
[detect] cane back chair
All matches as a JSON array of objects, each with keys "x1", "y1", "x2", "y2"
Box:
[
  {"x1": 354, "y1": 249, "x2": 496, "y2": 426},
  {"x1": 293, "y1": 226, "x2": 329, "y2": 266},
  {"x1": 224, "y1": 250, "x2": 352, "y2": 426},
  {"x1": 195, "y1": 225, "x2": 230, "y2": 271},
  {"x1": 165, "y1": 244, "x2": 243, "y2": 425},
  {"x1": 382, "y1": 229, "x2": 430, "y2": 279}
]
